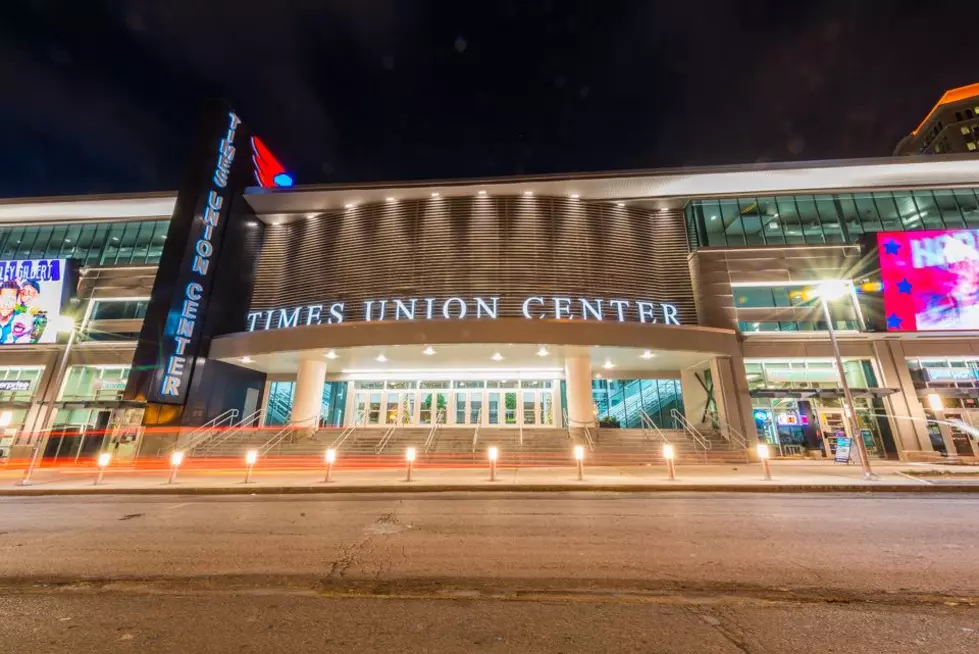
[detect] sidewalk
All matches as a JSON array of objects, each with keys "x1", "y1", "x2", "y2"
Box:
[{"x1": 2, "y1": 459, "x2": 979, "y2": 495}]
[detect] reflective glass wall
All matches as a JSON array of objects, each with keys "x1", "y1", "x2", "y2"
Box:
[
  {"x1": 591, "y1": 378, "x2": 683, "y2": 428},
  {"x1": 0, "y1": 220, "x2": 169, "y2": 266},
  {"x1": 686, "y1": 189, "x2": 979, "y2": 248}
]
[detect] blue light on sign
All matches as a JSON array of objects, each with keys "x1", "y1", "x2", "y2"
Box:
[
  {"x1": 156, "y1": 111, "x2": 241, "y2": 401},
  {"x1": 273, "y1": 173, "x2": 294, "y2": 187},
  {"x1": 753, "y1": 409, "x2": 769, "y2": 422}
]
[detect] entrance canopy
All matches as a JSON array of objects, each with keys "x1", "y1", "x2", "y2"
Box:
[{"x1": 209, "y1": 318, "x2": 739, "y2": 375}]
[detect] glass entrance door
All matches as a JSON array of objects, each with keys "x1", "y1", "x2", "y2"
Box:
[{"x1": 817, "y1": 409, "x2": 847, "y2": 458}]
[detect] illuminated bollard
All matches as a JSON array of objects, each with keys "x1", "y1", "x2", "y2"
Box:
[
  {"x1": 488, "y1": 446, "x2": 499, "y2": 482},
  {"x1": 757, "y1": 443, "x2": 772, "y2": 481},
  {"x1": 574, "y1": 445, "x2": 585, "y2": 481},
  {"x1": 95, "y1": 452, "x2": 111, "y2": 486},
  {"x1": 244, "y1": 449, "x2": 258, "y2": 484},
  {"x1": 663, "y1": 443, "x2": 676, "y2": 481},
  {"x1": 405, "y1": 447, "x2": 416, "y2": 482},
  {"x1": 168, "y1": 451, "x2": 184, "y2": 484},
  {"x1": 324, "y1": 448, "x2": 336, "y2": 483}
]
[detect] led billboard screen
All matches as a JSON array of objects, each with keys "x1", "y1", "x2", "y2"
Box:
[
  {"x1": 0, "y1": 259, "x2": 71, "y2": 344},
  {"x1": 879, "y1": 230, "x2": 979, "y2": 331}
]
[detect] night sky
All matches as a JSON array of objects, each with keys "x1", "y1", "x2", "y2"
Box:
[{"x1": 2, "y1": 1, "x2": 976, "y2": 198}]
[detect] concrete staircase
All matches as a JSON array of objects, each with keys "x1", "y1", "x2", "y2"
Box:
[
  {"x1": 593, "y1": 427, "x2": 749, "y2": 463},
  {"x1": 191, "y1": 428, "x2": 279, "y2": 458}
]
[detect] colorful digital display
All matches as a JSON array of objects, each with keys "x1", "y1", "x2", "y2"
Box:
[
  {"x1": 0, "y1": 259, "x2": 70, "y2": 344},
  {"x1": 879, "y1": 229, "x2": 979, "y2": 331}
]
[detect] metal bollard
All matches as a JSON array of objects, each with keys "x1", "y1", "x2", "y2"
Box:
[
  {"x1": 405, "y1": 447, "x2": 416, "y2": 482},
  {"x1": 757, "y1": 443, "x2": 772, "y2": 481},
  {"x1": 488, "y1": 446, "x2": 498, "y2": 482},
  {"x1": 324, "y1": 448, "x2": 336, "y2": 483},
  {"x1": 574, "y1": 445, "x2": 584, "y2": 481},
  {"x1": 663, "y1": 443, "x2": 676, "y2": 481}
]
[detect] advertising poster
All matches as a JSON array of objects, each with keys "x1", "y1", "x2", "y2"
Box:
[
  {"x1": 0, "y1": 258, "x2": 70, "y2": 345},
  {"x1": 879, "y1": 229, "x2": 979, "y2": 331},
  {"x1": 835, "y1": 436, "x2": 852, "y2": 463}
]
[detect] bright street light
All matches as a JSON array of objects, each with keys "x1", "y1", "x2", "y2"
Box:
[{"x1": 813, "y1": 280, "x2": 849, "y2": 301}]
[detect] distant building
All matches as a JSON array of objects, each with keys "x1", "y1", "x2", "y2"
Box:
[{"x1": 894, "y1": 82, "x2": 979, "y2": 155}]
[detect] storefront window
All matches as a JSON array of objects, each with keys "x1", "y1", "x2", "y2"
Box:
[
  {"x1": 0, "y1": 220, "x2": 168, "y2": 266},
  {"x1": 59, "y1": 366, "x2": 130, "y2": 401}
]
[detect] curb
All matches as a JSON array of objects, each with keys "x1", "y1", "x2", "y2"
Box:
[{"x1": 3, "y1": 483, "x2": 979, "y2": 496}]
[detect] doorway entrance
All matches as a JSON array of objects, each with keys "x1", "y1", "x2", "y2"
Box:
[{"x1": 350, "y1": 379, "x2": 556, "y2": 427}]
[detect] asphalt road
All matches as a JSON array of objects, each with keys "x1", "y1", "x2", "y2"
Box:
[{"x1": 1, "y1": 492, "x2": 978, "y2": 652}]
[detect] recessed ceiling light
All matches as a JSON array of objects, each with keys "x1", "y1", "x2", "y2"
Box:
[
  {"x1": 570, "y1": 193, "x2": 580, "y2": 199},
  {"x1": 306, "y1": 213, "x2": 318, "y2": 219},
  {"x1": 660, "y1": 208, "x2": 669, "y2": 212},
  {"x1": 640, "y1": 350, "x2": 655, "y2": 360},
  {"x1": 431, "y1": 192, "x2": 440, "y2": 198},
  {"x1": 594, "y1": 373, "x2": 602, "y2": 379},
  {"x1": 241, "y1": 356, "x2": 254, "y2": 364},
  {"x1": 477, "y1": 190, "x2": 487, "y2": 196},
  {"x1": 270, "y1": 221, "x2": 281, "y2": 226},
  {"x1": 523, "y1": 191, "x2": 533, "y2": 197},
  {"x1": 386, "y1": 197, "x2": 396, "y2": 202},
  {"x1": 325, "y1": 350, "x2": 338, "y2": 360},
  {"x1": 603, "y1": 359, "x2": 615, "y2": 369},
  {"x1": 64, "y1": 238, "x2": 71, "y2": 243},
  {"x1": 491, "y1": 352, "x2": 504, "y2": 361},
  {"x1": 536, "y1": 346, "x2": 549, "y2": 357},
  {"x1": 375, "y1": 353, "x2": 388, "y2": 363},
  {"x1": 344, "y1": 203, "x2": 355, "y2": 209},
  {"x1": 710, "y1": 215, "x2": 718, "y2": 220},
  {"x1": 422, "y1": 346, "x2": 436, "y2": 356},
  {"x1": 615, "y1": 202, "x2": 625, "y2": 207}
]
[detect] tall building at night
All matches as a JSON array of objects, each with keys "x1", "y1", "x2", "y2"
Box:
[
  {"x1": 894, "y1": 82, "x2": 979, "y2": 155},
  {"x1": 2, "y1": 106, "x2": 979, "y2": 468}
]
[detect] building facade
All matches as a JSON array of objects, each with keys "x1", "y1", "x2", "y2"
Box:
[
  {"x1": 3, "y1": 139, "x2": 979, "y2": 463},
  {"x1": 895, "y1": 82, "x2": 979, "y2": 155}
]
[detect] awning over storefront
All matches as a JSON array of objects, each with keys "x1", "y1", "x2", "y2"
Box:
[{"x1": 751, "y1": 387, "x2": 897, "y2": 400}]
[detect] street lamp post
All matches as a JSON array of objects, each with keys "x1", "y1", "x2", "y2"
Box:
[
  {"x1": 18, "y1": 317, "x2": 78, "y2": 487},
  {"x1": 814, "y1": 281, "x2": 877, "y2": 481}
]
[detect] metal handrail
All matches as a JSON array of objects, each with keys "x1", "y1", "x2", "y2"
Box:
[
  {"x1": 423, "y1": 407, "x2": 445, "y2": 453},
  {"x1": 471, "y1": 407, "x2": 483, "y2": 453},
  {"x1": 331, "y1": 410, "x2": 364, "y2": 450},
  {"x1": 563, "y1": 408, "x2": 597, "y2": 450},
  {"x1": 259, "y1": 412, "x2": 323, "y2": 456},
  {"x1": 375, "y1": 424, "x2": 398, "y2": 454},
  {"x1": 193, "y1": 408, "x2": 265, "y2": 454},
  {"x1": 638, "y1": 409, "x2": 670, "y2": 443},
  {"x1": 670, "y1": 408, "x2": 711, "y2": 452},
  {"x1": 176, "y1": 408, "x2": 239, "y2": 452},
  {"x1": 717, "y1": 421, "x2": 749, "y2": 450}
]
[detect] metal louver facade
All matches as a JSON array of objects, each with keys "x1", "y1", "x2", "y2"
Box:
[{"x1": 250, "y1": 196, "x2": 696, "y2": 323}]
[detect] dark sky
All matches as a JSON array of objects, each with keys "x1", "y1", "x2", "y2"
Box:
[{"x1": 2, "y1": 0, "x2": 976, "y2": 198}]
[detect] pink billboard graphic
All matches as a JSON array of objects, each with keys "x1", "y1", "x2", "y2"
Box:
[{"x1": 878, "y1": 229, "x2": 979, "y2": 331}]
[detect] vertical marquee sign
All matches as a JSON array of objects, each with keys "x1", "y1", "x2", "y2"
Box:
[{"x1": 126, "y1": 104, "x2": 286, "y2": 410}]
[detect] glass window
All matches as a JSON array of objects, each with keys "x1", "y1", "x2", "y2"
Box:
[
  {"x1": 912, "y1": 191, "x2": 943, "y2": 229},
  {"x1": 101, "y1": 223, "x2": 125, "y2": 265},
  {"x1": 18, "y1": 227, "x2": 42, "y2": 258},
  {"x1": 738, "y1": 198, "x2": 765, "y2": 245},
  {"x1": 719, "y1": 200, "x2": 745, "y2": 246},
  {"x1": 953, "y1": 190, "x2": 979, "y2": 227},
  {"x1": 114, "y1": 222, "x2": 141, "y2": 265},
  {"x1": 893, "y1": 193, "x2": 921, "y2": 229},
  {"x1": 89, "y1": 300, "x2": 148, "y2": 321},
  {"x1": 147, "y1": 222, "x2": 168, "y2": 263},
  {"x1": 934, "y1": 190, "x2": 965, "y2": 228},
  {"x1": 699, "y1": 200, "x2": 726, "y2": 246},
  {"x1": 0, "y1": 226, "x2": 24, "y2": 260},
  {"x1": 791, "y1": 196, "x2": 821, "y2": 244},
  {"x1": 733, "y1": 287, "x2": 775, "y2": 308},
  {"x1": 44, "y1": 225, "x2": 68, "y2": 258}
]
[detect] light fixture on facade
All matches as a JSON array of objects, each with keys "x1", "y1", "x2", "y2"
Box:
[
  {"x1": 241, "y1": 356, "x2": 254, "y2": 364},
  {"x1": 325, "y1": 350, "x2": 338, "y2": 360},
  {"x1": 491, "y1": 352, "x2": 504, "y2": 361},
  {"x1": 616, "y1": 202, "x2": 625, "y2": 207},
  {"x1": 570, "y1": 193, "x2": 580, "y2": 199},
  {"x1": 431, "y1": 192, "x2": 440, "y2": 198},
  {"x1": 478, "y1": 190, "x2": 487, "y2": 196},
  {"x1": 594, "y1": 373, "x2": 602, "y2": 379},
  {"x1": 660, "y1": 207, "x2": 670, "y2": 212},
  {"x1": 344, "y1": 203, "x2": 355, "y2": 209},
  {"x1": 927, "y1": 393, "x2": 943, "y2": 411},
  {"x1": 710, "y1": 215, "x2": 718, "y2": 220},
  {"x1": 769, "y1": 221, "x2": 779, "y2": 230},
  {"x1": 422, "y1": 346, "x2": 436, "y2": 356},
  {"x1": 375, "y1": 353, "x2": 388, "y2": 363},
  {"x1": 603, "y1": 359, "x2": 615, "y2": 369},
  {"x1": 523, "y1": 190, "x2": 533, "y2": 197},
  {"x1": 640, "y1": 350, "x2": 655, "y2": 360},
  {"x1": 536, "y1": 346, "x2": 549, "y2": 357},
  {"x1": 386, "y1": 196, "x2": 396, "y2": 203}
]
